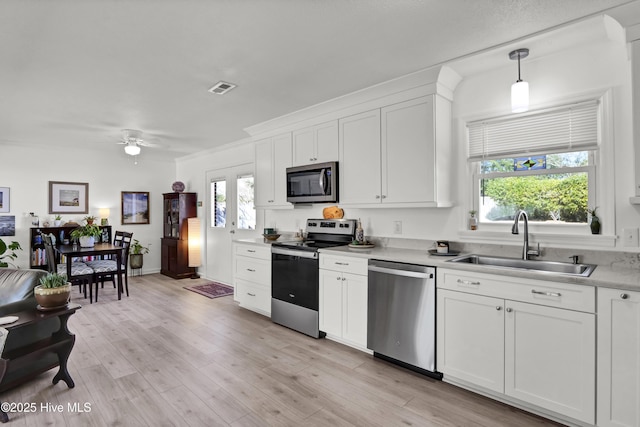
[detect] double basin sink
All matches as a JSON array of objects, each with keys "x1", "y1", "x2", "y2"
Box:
[{"x1": 448, "y1": 254, "x2": 596, "y2": 277}]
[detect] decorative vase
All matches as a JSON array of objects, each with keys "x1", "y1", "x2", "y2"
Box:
[
  {"x1": 172, "y1": 181, "x2": 185, "y2": 192},
  {"x1": 34, "y1": 283, "x2": 71, "y2": 310},
  {"x1": 590, "y1": 216, "x2": 601, "y2": 234},
  {"x1": 469, "y1": 214, "x2": 478, "y2": 230},
  {"x1": 79, "y1": 236, "x2": 95, "y2": 247},
  {"x1": 54, "y1": 220, "x2": 61, "y2": 227},
  {"x1": 130, "y1": 253, "x2": 144, "y2": 269}
]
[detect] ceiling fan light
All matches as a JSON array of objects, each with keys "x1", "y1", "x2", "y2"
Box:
[
  {"x1": 124, "y1": 144, "x2": 141, "y2": 156},
  {"x1": 511, "y1": 80, "x2": 529, "y2": 113}
]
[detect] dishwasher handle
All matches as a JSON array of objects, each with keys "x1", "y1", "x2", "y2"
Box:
[{"x1": 368, "y1": 265, "x2": 432, "y2": 279}]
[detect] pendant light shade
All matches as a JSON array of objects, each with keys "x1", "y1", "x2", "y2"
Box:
[
  {"x1": 511, "y1": 80, "x2": 529, "y2": 113},
  {"x1": 509, "y1": 48, "x2": 529, "y2": 113}
]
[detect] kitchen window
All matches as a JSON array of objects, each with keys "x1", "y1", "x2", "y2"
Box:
[{"x1": 468, "y1": 99, "x2": 603, "y2": 231}]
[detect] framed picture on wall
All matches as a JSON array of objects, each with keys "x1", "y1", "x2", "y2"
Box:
[
  {"x1": 49, "y1": 181, "x2": 89, "y2": 214},
  {"x1": 0, "y1": 187, "x2": 9, "y2": 213},
  {"x1": 0, "y1": 216, "x2": 15, "y2": 236},
  {"x1": 121, "y1": 191, "x2": 150, "y2": 225}
]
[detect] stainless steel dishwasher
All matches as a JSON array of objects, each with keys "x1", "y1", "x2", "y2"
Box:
[{"x1": 367, "y1": 259, "x2": 441, "y2": 379}]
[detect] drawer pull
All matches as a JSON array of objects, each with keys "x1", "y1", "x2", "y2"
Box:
[
  {"x1": 457, "y1": 279, "x2": 480, "y2": 285},
  {"x1": 531, "y1": 289, "x2": 561, "y2": 297},
  {"x1": 247, "y1": 268, "x2": 256, "y2": 272},
  {"x1": 247, "y1": 249, "x2": 256, "y2": 253},
  {"x1": 289, "y1": 293, "x2": 295, "y2": 298},
  {"x1": 621, "y1": 293, "x2": 629, "y2": 300},
  {"x1": 335, "y1": 262, "x2": 349, "y2": 266},
  {"x1": 247, "y1": 292, "x2": 256, "y2": 297}
]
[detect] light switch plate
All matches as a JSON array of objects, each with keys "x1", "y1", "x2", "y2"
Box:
[{"x1": 622, "y1": 228, "x2": 639, "y2": 247}]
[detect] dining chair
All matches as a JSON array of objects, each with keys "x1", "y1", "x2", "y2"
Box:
[
  {"x1": 85, "y1": 231, "x2": 133, "y2": 301},
  {"x1": 41, "y1": 233, "x2": 94, "y2": 301}
]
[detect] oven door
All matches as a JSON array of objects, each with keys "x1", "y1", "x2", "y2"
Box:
[{"x1": 271, "y1": 246, "x2": 319, "y2": 310}]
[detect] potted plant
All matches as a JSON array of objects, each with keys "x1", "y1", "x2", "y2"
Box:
[
  {"x1": 54, "y1": 215, "x2": 62, "y2": 227},
  {"x1": 588, "y1": 207, "x2": 601, "y2": 234},
  {"x1": 129, "y1": 239, "x2": 149, "y2": 270},
  {"x1": 70, "y1": 223, "x2": 102, "y2": 247},
  {"x1": 83, "y1": 215, "x2": 97, "y2": 225},
  {"x1": 0, "y1": 238, "x2": 22, "y2": 268},
  {"x1": 35, "y1": 272, "x2": 71, "y2": 310}
]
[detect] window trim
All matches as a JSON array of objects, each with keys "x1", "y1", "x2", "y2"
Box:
[{"x1": 463, "y1": 91, "x2": 616, "y2": 248}]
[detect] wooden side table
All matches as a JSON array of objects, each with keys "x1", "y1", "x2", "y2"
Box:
[{"x1": 0, "y1": 303, "x2": 81, "y2": 423}]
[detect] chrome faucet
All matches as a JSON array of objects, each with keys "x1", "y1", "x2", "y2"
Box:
[{"x1": 511, "y1": 210, "x2": 540, "y2": 260}]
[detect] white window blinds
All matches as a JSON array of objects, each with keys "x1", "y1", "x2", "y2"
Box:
[{"x1": 467, "y1": 99, "x2": 599, "y2": 161}]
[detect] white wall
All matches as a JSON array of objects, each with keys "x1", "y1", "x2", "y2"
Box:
[
  {"x1": 1, "y1": 144, "x2": 174, "y2": 271},
  {"x1": 451, "y1": 36, "x2": 640, "y2": 251}
]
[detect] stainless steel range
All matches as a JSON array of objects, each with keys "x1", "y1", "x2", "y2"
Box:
[{"x1": 271, "y1": 218, "x2": 356, "y2": 338}]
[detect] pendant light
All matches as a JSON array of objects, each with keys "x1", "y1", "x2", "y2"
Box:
[{"x1": 509, "y1": 48, "x2": 529, "y2": 113}]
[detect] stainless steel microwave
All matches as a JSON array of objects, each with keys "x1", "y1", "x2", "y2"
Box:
[{"x1": 286, "y1": 161, "x2": 338, "y2": 204}]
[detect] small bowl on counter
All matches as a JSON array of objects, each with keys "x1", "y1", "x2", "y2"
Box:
[{"x1": 262, "y1": 233, "x2": 281, "y2": 242}]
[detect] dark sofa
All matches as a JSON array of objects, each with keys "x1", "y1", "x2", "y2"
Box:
[{"x1": 0, "y1": 268, "x2": 60, "y2": 392}]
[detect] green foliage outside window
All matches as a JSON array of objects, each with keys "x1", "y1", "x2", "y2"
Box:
[
  {"x1": 483, "y1": 173, "x2": 588, "y2": 222},
  {"x1": 480, "y1": 152, "x2": 589, "y2": 223}
]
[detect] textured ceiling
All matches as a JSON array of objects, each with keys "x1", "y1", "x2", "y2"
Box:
[{"x1": 0, "y1": 0, "x2": 635, "y2": 161}]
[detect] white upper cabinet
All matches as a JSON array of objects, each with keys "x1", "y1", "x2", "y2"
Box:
[
  {"x1": 339, "y1": 95, "x2": 452, "y2": 207},
  {"x1": 382, "y1": 96, "x2": 448, "y2": 205},
  {"x1": 292, "y1": 120, "x2": 339, "y2": 166},
  {"x1": 255, "y1": 133, "x2": 292, "y2": 208},
  {"x1": 338, "y1": 109, "x2": 382, "y2": 204}
]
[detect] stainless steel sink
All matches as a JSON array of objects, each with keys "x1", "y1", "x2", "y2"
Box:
[{"x1": 447, "y1": 254, "x2": 596, "y2": 277}]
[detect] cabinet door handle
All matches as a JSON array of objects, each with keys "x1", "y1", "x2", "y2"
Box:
[
  {"x1": 506, "y1": 307, "x2": 513, "y2": 313},
  {"x1": 621, "y1": 293, "x2": 629, "y2": 299},
  {"x1": 531, "y1": 289, "x2": 561, "y2": 297},
  {"x1": 336, "y1": 277, "x2": 341, "y2": 280},
  {"x1": 335, "y1": 262, "x2": 349, "y2": 266},
  {"x1": 496, "y1": 306, "x2": 502, "y2": 311},
  {"x1": 289, "y1": 293, "x2": 295, "y2": 298},
  {"x1": 382, "y1": 195, "x2": 387, "y2": 199},
  {"x1": 247, "y1": 292, "x2": 256, "y2": 297},
  {"x1": 375, "y1": 195, "x2": 381, "y2": 199},
  {"x1": 310, "y1": 157, "x2": 314, "y2": 161},
  {"x1": 247, "y1": 268, "x2": 256, "y2": 272},
  {"x1": 342, "y1": 277, "x2": 346, "y2": 281},
  {"x1": 457, "y1": 279, "x2": 480, "y2": 285}
]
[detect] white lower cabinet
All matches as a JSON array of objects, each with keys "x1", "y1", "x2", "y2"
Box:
[
  {"x1": 597, "y1": 288, "x2": 640, "y2": 427},
  {"x1": 319, "y1": 254, "x2": 368, "y2": 350},
  {"x1": 437, "y1": 269, "x2": 596, "y2": 425},
  {"x1": 233, "y1": 243, "x2": 271, "y2": 316},
  {"x1": 438, "y1": 290, "x2": 505, "y2": 393}
]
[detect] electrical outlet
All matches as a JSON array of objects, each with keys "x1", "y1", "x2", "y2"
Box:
[
  {"x1": 622, "y1": 228, "x2": 639, "y2": 247},
  {"x1": 394, "y1": 221, "x2": 402, "y2": 234}
]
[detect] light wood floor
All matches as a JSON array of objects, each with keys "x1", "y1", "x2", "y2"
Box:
[{"x1": 1, "y1": 274, "x2": 564, "y2": 426}]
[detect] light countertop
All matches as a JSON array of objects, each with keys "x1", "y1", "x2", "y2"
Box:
[
  {"x1": 321, "y1": 245, "x2": 640, "y2": 292},
  {"x1": 234, "y1": 237, "x2": 640, "y2": 292}
]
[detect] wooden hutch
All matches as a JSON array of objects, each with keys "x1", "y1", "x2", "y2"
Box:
[{"x1": 161, "y1": 192, "x2": 197, "y2": 279}]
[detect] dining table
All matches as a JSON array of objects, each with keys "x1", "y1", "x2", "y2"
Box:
[{"x1": 55, "y1": 243, "x2": 125, "y2": 300}]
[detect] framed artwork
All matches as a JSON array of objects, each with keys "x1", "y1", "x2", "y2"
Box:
[
  {"x1": 0, "y1": 187, "x2": 9, "y2": 213},
  {"x1": 49, "y1": 181, "x2": 89, "y2": 214},
  {"x1": 0, "y1": 216, "x2": 15, "y2": 236},
  {"x1": 121, "y1": 191, "x2": 150, "y2": 225}
]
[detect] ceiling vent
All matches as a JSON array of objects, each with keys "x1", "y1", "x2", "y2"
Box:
[{"x1": 208, "y1": 81, "x2": 237, "y2": 95}]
